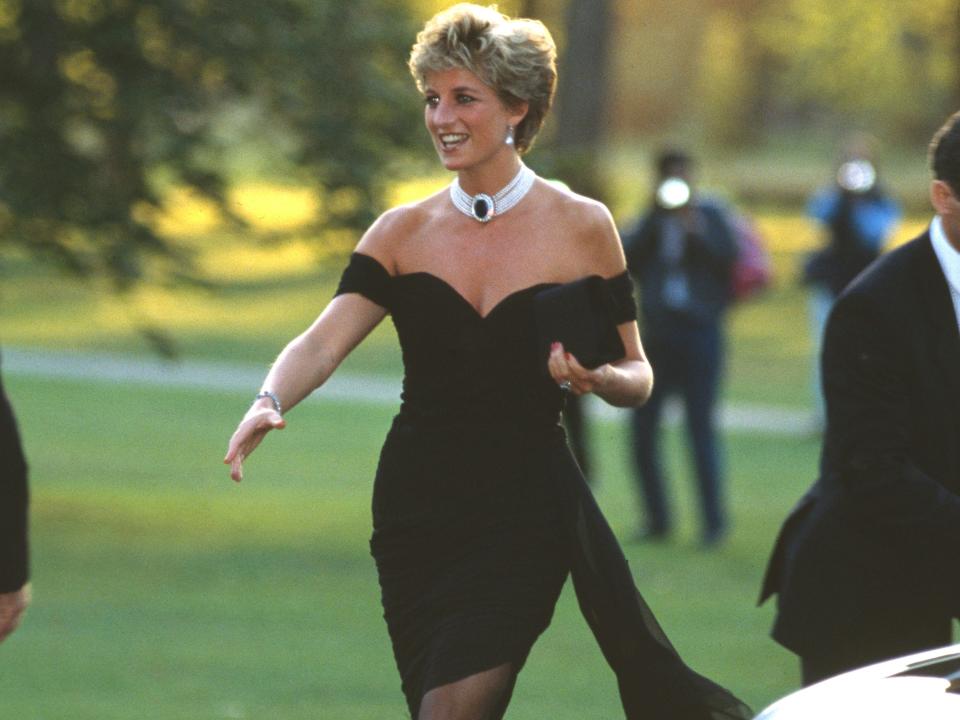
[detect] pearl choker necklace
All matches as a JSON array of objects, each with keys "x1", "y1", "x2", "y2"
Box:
[{"x1": 449, "y1": 164, "x2": 536, "y2": 223}]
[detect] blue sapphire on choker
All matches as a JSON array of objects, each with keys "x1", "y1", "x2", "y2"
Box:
[
  {"x1": 449, "y1": 164, "x2": 537, "y2": 224},
  {"x1": 472, "y1": 193, "x2": 494, "y2": 223}
]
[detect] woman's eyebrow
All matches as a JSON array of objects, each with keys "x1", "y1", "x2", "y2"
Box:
[{"x1": 425, "y1": 84, "x2": 483, "y2": 95}]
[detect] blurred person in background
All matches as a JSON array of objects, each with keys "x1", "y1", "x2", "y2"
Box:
[
  {"x1": 801, "y1": 135, "x2": 900, "y2": 430},
  {"x1": 223, "y1": 6, "x2": 750, "y2": 720},
  {"x1": 621, "y1": 149, "x2": 739, "y2": 548},
  {"x1": 0, "y1": 351, "x2": 31, "y2": 643},
  {"x1": 760, "y1": 110, "x2": 960, "y2": 686}
]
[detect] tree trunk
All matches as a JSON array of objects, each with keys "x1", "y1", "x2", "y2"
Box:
[
  {"x1": 546, "y1": 0, "x2": 612, "y2": 202},
  {"x1": 554, "y1": 0, "x2": 611, "y2": 148},
  {"x1": 516, "y1": 0, "x2": 547, "y2": 18},
  {"x1": 737, "y1": 0, "x2": 777, "y2": 144}
]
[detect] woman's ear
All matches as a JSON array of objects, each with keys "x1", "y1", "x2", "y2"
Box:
[{"x1": 508, "y1": 101, "x2": 529, "y2": 129}]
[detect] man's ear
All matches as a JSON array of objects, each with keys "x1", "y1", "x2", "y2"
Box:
[{"x1": 930, "y1": 180, "x2": 953, "y2": 214}]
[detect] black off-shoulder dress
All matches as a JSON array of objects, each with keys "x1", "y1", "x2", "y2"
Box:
[{"x1": 335, "y1": 252, "x2": 750, "y2": 720}]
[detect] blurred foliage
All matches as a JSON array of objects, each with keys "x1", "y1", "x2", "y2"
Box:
[
  {"x1": 0, "y1": 0, "x2": 957, "y2": 316},
  {"x1": 611, "y1": 0, "x2": 959, "y2": 147},
  {"x1": 751, "y1": 0, "x2": 959, "y2": 139},
  {"x1": 0, "y1": 0, "x2": 420, "y2": 298}
]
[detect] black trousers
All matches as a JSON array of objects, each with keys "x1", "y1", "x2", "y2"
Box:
[
  {"x1": 0, "y1": 358, "x2": 30, "y2": 593},
  {"x1": 630, "y1": 319, "x2": 725, "y2": 538}
]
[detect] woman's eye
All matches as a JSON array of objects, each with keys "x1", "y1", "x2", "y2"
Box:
[
  {"x1": 457, "y1": 94, "x2": 475, "y2": 104},
  {"x1": 424, "y1": 95, "x2": 439, "y2": 107}
]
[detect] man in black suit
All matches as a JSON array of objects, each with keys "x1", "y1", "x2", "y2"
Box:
[
  {"x1": 0, "y1": 354, "x2": 30, "y2": 643},
  {"x1": 760, "y1": 111, "x2": 960, "y2": 685}
]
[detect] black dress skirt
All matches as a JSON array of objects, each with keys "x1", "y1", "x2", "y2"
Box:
[{"x1": 336, "y1": 252, "x2": 750, "y2": 720}]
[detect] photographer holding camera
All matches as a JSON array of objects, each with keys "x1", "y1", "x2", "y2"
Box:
[
  {"x1": 802, "y1": 137, "x2": 901, "y2": 430},
  {"x1": 622, "y1": 149, "x2": 739, "y2": 548}
]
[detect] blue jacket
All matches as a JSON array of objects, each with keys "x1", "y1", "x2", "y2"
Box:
[
  {"x1": 622, "y1": 199, "x2": 738, "y2": 331},
  {"x1": 803, "y1": 186, "x2": 900, "y2": 296}
]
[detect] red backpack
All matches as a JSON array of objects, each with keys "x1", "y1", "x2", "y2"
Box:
[{"x1": 729, "y1": 214, "x2": 773, "y2": 302}]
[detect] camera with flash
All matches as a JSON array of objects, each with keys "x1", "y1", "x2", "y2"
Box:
[
  {"x1": 656, "y1": 177, "x2": 691, "y2": 210},
  {"x1": 836, "y1": 160, "x2": 877, "y2": 194}
]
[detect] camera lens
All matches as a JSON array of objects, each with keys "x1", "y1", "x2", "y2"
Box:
[
  {"x1": 837, "y1": 160, "x2": 876, "y2": 193},
  {"x1": 656, "y1": 178, "x2": 691, "y2": 209}
]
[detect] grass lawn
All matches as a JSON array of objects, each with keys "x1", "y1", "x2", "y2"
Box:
[
  {"x1": 0, "y1": 200, "x2": 932, "y2": 717},
  {"x1": 0, "y1": 371, "x2": 815, "y2": 719}
]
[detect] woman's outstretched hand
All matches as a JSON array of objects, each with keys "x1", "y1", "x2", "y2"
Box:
[
  {"x1": 223, "y1": 408, "x2": 286, "y2": 482},
  {"x1": 547, "y1": 341, "x2": 610, "y2": 396}
]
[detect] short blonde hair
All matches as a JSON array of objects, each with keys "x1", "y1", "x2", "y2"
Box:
[{"x1": 408, "y1": 3, "x2": 557, "y2": 154}]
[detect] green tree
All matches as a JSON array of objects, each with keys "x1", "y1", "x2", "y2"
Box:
[
  {"x1": 752, "y1": 0, "x2": 957, "y2": 139},
  {"x1": 697, "y1": 0, "x2": 778, "y2": 146},
  {"x1": 0, "y1": 0, "x2": 420, "y2": 299}
]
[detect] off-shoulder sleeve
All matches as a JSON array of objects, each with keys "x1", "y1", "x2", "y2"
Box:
[
  {"x1": 606, "y1": 271, "x2": 637, "y2": 324},
  {"x1": 334, "y1": 252, "x2": 393, "y2": 310}
]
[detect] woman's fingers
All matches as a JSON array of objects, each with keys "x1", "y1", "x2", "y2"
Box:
[
  {"x1": 230, "y1": 452, "x2": 246, "y2": 483},
  {"x1": 224, "y1": 410, "x2": 286, "y2": 482},
  {"x1": 548, "y1": 342, "x2": 569, "y2": 383},
  {"x1": 549, "y1": 342, "x2": 583, "y2": 394},
  {"x1": 548, "y1": 342, "x2": 605, "y2": 395}
]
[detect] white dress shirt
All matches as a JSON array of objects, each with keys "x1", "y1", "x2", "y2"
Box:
[{"x1": 930, "y1": 215, "x2": 960, "y2": 334}]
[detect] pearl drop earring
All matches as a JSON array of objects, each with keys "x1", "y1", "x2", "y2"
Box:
[{"x1": 505, "y1": 125, "x2": 515, "y2": 146}]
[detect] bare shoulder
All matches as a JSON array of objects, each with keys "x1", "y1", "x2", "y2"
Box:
[
  {"x1": 539, "y1": 181, "x2": 625, "y2": 277},
  {"x1": 354, "y1": 190, "x2": 447, "y2": 274}
]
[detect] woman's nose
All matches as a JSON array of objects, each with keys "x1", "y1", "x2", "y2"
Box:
[{"x1": 431, "y1": 99, "x2": 455, "y2": 125}]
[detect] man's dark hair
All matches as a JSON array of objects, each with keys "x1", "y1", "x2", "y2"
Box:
[
  {"x1": 929, "y1": 110, "x2": 960, "y2": 194},
  {"x1": 656, "y1": 149, "x2": 692, "y2": 179}
]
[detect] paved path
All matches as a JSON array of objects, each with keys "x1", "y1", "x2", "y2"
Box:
[{"x1": 3, "y1": 347, "x2": 812, "y2": 436}]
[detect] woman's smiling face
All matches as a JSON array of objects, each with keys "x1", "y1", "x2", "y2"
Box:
[{"x1": 423, "y1": 67, "x2": 525, "y2": 172}]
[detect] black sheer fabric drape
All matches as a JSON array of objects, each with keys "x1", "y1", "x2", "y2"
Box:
[{"x1": 552, "y1": 446, "x2": 752, "y2": 720}]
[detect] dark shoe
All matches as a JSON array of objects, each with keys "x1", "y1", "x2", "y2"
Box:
[
  {"x1": 632, "y1": 528, "x2": 670, "y2": 544},
  {"x1": 700, "y1": 527, "x2": 727, "y2": 549}
]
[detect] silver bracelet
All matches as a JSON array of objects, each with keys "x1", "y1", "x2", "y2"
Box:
[{"x1": 255, "y1": 390, "x2": 282, "y2": 415}]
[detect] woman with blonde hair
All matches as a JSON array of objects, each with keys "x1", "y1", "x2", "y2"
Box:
[{"x1": 225, "y1": 4, "x2": 750, "y2": 718}]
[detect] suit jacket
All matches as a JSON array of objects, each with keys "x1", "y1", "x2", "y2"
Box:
[
  {"x1": 760, "y1": 231, "x2": 960, "y2": 657},
  {"x1": 0, "y1": 354, "x2": 29, "y2": 594}
]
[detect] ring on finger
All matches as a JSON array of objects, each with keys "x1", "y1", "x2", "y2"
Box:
[{"x1": 559, "y1": 380, "x2": 572, "y2": 392}]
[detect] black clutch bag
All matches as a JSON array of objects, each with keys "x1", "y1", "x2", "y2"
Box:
[{"x1": 534, "y1": 275, "x2": 626, "y2": 369}]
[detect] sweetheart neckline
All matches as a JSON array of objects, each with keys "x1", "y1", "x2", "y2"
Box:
[
  {"x1": 396, "y1": 272, "x2": 555, "y2": 320},
  {"x1": 351, "y1": 251, "x2": 629, "y2": 321},
  {"x1": 354, "y1": 252, "x2": 557, "y2": 320}
]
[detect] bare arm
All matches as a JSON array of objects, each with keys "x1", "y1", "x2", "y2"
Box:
[
  {"x1": 224, "y1": 294, "x2": 386, "y2": 481},
  {"x1": 222, "y1": 201, "x2": 419, "y2": 481},
  {"x1": 259, "y1": 293, "x2": 387, "y2": 413},
  {"x1": 548, "y1": 322, "x2": 652, "y2": 408},
  {"x1": 547, "y1": 200, "x2": 653, "y2": 408}
]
